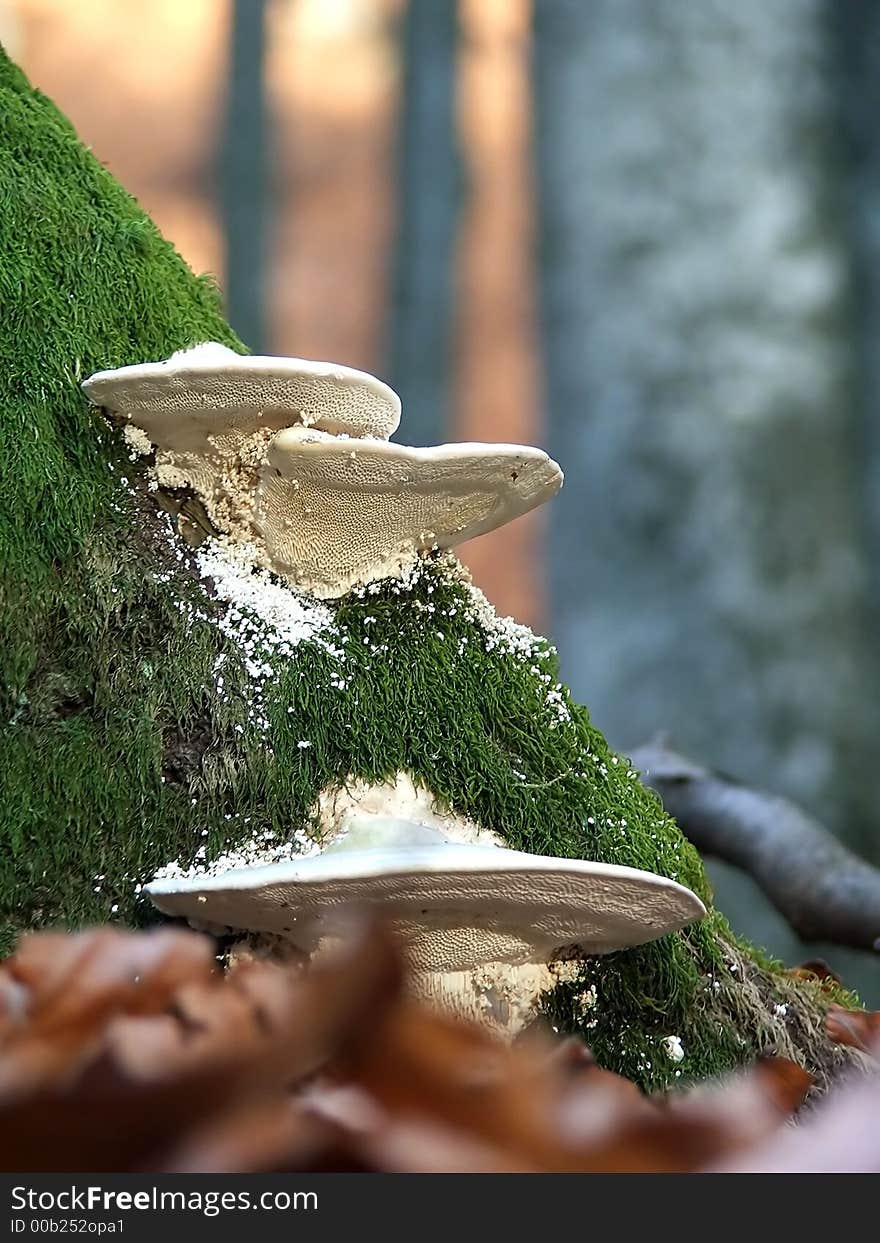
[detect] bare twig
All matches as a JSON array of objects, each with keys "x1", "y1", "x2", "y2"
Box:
[{"x1": 630, "y1": 739, "x2": 880, "y2": 953}]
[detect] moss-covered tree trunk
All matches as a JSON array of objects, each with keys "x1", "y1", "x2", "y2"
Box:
[{"x1": 0, "y1": 48, "x2": 861, "y2": 1092}]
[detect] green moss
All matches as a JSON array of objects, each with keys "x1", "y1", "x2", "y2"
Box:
[{"x1": 0, "y1": 48, "x2": 857, "y2": 1088}]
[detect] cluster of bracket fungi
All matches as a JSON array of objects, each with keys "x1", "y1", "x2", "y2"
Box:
[
  {"x1": 82, "y1": 346, "x2": 705, "y2": 1035},
  {"x1": 84, "y1": 342, "x2": 564, "y2": 599}
]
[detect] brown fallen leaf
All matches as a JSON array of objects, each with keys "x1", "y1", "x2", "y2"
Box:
[
  {"x1": 0, "y1": 928, "x2": 216, "y2": 1096},
  {"x1": 789, "y1": 958, "x2": 843, "y2": 987},
  {"x1": 826, "y1": 1005, "x2": 880, "y2": 1055},
  {"x1": 0, "y1": 918, "x2": 864, "y2": 1173}
]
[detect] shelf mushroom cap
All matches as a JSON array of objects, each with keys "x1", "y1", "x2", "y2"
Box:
[
  {"x1": 256, "y1": 427, "x2": 564, "y2": 597},
  {"x1": 82, "y1": 342, "x2": 402, "y2": 443},
  {"x1": 146, "y1": 817, "x2": 706, "y2": 974}
]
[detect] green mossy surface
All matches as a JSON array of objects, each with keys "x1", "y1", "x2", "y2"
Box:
[{"x1": 0, "y1": 48, "x2": 856, "y2": 1091}]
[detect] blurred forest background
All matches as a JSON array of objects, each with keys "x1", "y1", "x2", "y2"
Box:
[{"x1": 6, "y1": 0, "x2": 880, "y2": 1000}]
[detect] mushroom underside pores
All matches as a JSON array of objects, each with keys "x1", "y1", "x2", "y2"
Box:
[
  {"x1": 256, "y1": 429, "x2": 563, "y2": 597},
  {"x1": 82, "y1": 346, "x2": 563, "y2": 598},
  {"x1": 146, "y1": 814, "x2": 707, "y2": 1031}
]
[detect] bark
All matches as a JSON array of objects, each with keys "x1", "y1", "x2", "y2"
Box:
[{"x1": 632, "y1": 740, "x2": 880, "y2": 952}]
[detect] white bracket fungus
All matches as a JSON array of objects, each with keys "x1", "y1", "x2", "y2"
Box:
[
  {"x1": 146, "y1": 776, "x2": 706, "y2": 1032},
  {"x1": 82, "y1": 345, "x2": 562, "y2": 597},
  {"x1": 257, "y1": 427, "x2": 564, "y2": 597},
  {"x1": 147, "y1": 816, "x2": 705, "y2": 968},
  {"x1": 86, "y1": 348, "x2": 701, "y2": 1031},
  {"x1": 83, "y1": 342, "x2": 402, "y2": 440},
  {"x1": 82, "y1": 344, "x2": 402, "y2": 537}
]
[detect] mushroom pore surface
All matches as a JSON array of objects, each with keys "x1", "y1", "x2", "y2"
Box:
[{"x1": 257, "y1": 428, "x2": 564, "y2": 597}]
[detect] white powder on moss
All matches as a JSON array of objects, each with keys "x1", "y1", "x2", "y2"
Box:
[
  {"x1": 194, "y1": 537, "x2": 345, "y2": 731},
  {"x1": 153, "y1": 825, "x2": 321, "y2": 884},
  {"x1": 661, "y1": 1035, "x2": 685, "y2": 1063},
  {"x1": 150, "y1": 526, "x2": 345, "y2": 733},
  {"x1": 434, "y1": 559, "x2": 572, "y2": 727},
  {"x1": 196, "y1": 537, "x2": 339, "y2": 656}
]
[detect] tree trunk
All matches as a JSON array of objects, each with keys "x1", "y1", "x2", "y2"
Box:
[
  {"x1": 386, "y1": 0, "x2": 460, "y2": 445},
  {"x1": 833, "y1": 3, "x2": 880, "y2": 622},
  {"x1": 219, "y1": 0, "x2": 270, "y2": 350},
  {"x1": 0, "y1": 45, "x2": 862, "y2": 1094},
  {"x1": 534, "y1": 0, "x2": 880, "y2": 853}
]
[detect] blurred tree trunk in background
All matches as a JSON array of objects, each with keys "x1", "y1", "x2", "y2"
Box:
[
  {"x1": 834, "y1": 3, "x2": 880, "y2": 620},
  {"x1": 219, "y1": 0, "x2": 269, "y2": 351},
  {"x1": 386, "y1": 0, "x2": 460, "y2": 445},
  {"x1": 533, "y1": 1, "x2": 880, "y2": 859}
]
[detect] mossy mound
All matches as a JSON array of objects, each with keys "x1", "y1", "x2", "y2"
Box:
[{"x1": 0, "y1": 48, "x2": 858, "y2": 1091}]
